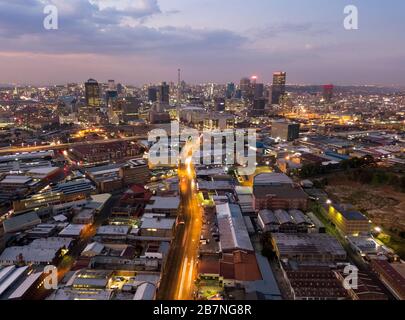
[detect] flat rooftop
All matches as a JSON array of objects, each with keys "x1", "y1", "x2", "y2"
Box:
[
  {"x1": 145, "y1": 196, "x2": 180, "y2": 211},
  {"x1": 28, "y1": 167, "x2": 60, "y2": 175},
  {"x1": 96, "y1": 225, "x2": 130, "y2": 235},
  {"x1": 3, "y1": 212, "x2": 41, "y2": 233},
  {"x1": 0, "y1": 175, "x2": 32, "y2": 185},
  {"x1": 141, "y1": 217, "x2": 175, "y2": 230},
  {"x1": 254, "y1": 173, "x2": 293, "y2": 186},
  {"x1": 272, "y1": 233, "x2": 346, "y2": 259},
  {"x1": 59, "y1": 224, "x2": 87, "y2": 236},
  {"x1": 332, "y1": 203, "x2": 368, "y2": 221},
  {"x1": 254, "y1": 184, "x2": 308, "y2": 199},
  {"x1": 86, "y1": 164, "x2": 123, "y2": 175}
]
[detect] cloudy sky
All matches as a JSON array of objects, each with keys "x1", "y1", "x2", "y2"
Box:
[{"x1": 0, "y1": 0, "x2": 404, "y2": 85}]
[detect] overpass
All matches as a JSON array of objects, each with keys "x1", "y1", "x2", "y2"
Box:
[{"x1": 0, "y1": 135, "x2": 148, "y2": 156}]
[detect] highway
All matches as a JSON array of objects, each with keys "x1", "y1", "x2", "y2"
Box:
[
  {"x1": 157, "y1": 156, "x2": 202, "y2": 300},
  {"x1": 0, "y1": 135, "x2": 147, "y2": 155}
]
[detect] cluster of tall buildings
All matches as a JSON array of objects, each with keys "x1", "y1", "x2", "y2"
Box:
[{"x1": 80, "y1": 71, "x2": 292, "y2": 127}]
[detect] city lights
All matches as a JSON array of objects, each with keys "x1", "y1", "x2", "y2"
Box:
[{"x1": 0, "y1": 0, "x2": 403, "y2": 309}]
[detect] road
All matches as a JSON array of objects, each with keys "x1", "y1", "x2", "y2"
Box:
[
  {"x1": 0, "y1": 135, "x2": 147, "y2": 155},
  {"x1": 157, "y1": 156, "x2": 202, "y2": 300},
  {"x1": 32, "y1": 195, "x2": 120, "y2": 300}
]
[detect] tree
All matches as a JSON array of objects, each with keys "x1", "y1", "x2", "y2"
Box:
[{"x1": 261, "y1": 232, "x2": 277, "y2": 260}]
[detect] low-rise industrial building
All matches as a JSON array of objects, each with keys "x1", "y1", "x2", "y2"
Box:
[
  {"x1": 0, "y1": 237, "x2": 73, "y2": 266},
  {"x1": 327, "y1": 203, "x2": 371, "y2": 236},
  {"x1": 139, "y1": 217, "x2": 175, "y2": 239},
  {"x1": 144, "y1": 196, "x2": 180, "y2": 217},
  {"x1": 3, "y1": 212, "x2": 41, "y2": 234},
  {"x1": 272, "y1": 233, "x2": 347, "y2": 263},
  {"x1": 253, "y1": 173, "x2": 308, "y2": 211},
  {"x1": 258, "y1": 209, "x2": 313, "y2": 233},
  {"x1": 371, "y1": 260, "x2": 405, "y2": 300}
]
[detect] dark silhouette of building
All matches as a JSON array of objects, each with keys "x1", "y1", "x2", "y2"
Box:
[
  {"x1": 254, "y1": 83, "x2": 264, "y2": 99},
  {"x1": 271, "y1": 72, "x2": 287, "y2": 105},
  {"x1": 215, "y1": 97, "x2": 226, "y2": 111},
  {"x1": 148, "y1": 87, "x2": 158, "y2": 103},
  {"x1": 234, "y1": 89, "x2": 242, "y2": 99},
  {"x1": 226, "y1": 82, "x2": 235, "y2": 99},
  {"x1": 85, "y1": 79, "x2": 101, "y2": 108},
  {"x1": 248, "y1": 98, "x2": 266, "y2": 116},
  {"x1": 158, "y1": 82, "x2": 170, "y2": 104},
  {"x1": 271, "y1": 121, "x2": 300, "y2": 142},
  {"x1": 323, "y1": 84, "x2": 334, "y2": 102},
  {"x1": 240, "y1": 77, "x2": 251, "y2": 99}
]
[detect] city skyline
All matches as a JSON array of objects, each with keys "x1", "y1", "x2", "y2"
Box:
[{"x1": 0, "y1": 0, "x2": 404, "y2": 86}]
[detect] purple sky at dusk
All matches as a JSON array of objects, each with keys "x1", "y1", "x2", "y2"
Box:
[{"x1": 0, "y1": 0, "x2": 404, "y2": 86}]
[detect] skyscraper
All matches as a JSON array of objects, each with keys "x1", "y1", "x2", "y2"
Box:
[
  {"x1": 148, "y1": 87, "x2": 158, "y2": 103},
  {"x1": 158, "y1": 82, "x2": 170, "y2": 105},
  {"x1": 271, "y1": 72, "x2": 287, "y2": 105},
  {"x1": 240, "y1": 77, "x2": 251, "y2": 99},
  {"x1": 177, "y1": 68, "x2": 182, "y2": 103},
  {"x1": 108, "y1": 79, "x2": 116, "y2": 91},
  {"x1": 116, "y1": 83, "x2": 124, "y2": 95},
  {"x1": 105, "y1": 90, "x2": 118, "y2": 108},
  {"x1": 248, "y1": 98, "x2": 266, "y2": 116},
  {"x1": 271, "y1": 120, "x2": 300, "y2": 142},
  {"x1": 214, "y1": 97, "x2": 226, "y2": 111},
  {"x1": 85, "y1": 79, "x2": 101, "y2": 108},
  {"x1": 106, "y1": 80, "x2": 117, "y2": 107},
  {"x1": 226, "y1": 82, "x2": 235, "y2": 99},
  {"x1": 323, "y1": 84, "x2": 334, "y2": 102},
  {"x1": 254, "y1": 83, "x2": 264, "y2": 99}
]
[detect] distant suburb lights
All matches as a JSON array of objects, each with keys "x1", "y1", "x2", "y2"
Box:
[{"x1": 42, "y1": 3, "x2": 359, "y2": 31}]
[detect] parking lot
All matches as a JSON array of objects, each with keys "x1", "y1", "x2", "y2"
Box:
[{"x1": 199, "y1": 207, "x2": 220, "y2": 254}]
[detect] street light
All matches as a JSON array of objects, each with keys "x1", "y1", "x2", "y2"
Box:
[{"x1": 326, "y1": 199, "x2": 332, "y2": 205}]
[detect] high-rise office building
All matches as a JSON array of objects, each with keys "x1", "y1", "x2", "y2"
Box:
[
  {"x1": 214, "y1": 97, "x2": 226, "y2": 111},
  {"x1": 158, "y1": 82, "x2": 170, "y2": 105},
  {"x1": 249, "y1": 98, "x2": 266, "y2": 116},
  {"x1": 323, "y1": 84, "x2": 334, "y2": 103},
  {"x1": 271, "y1": 120, "x2": 300, "y2": 142},
  {"x1": 254, "y1": 83, "x2": 264, "y2": 99},
  {"x1": 240, "y1": 77, "x2": 251, "y2": 98},
  {"x1": 271, "y1": 72, "x2": 287, "y2": 105},
  {"x1": 226, "y1": 82, "x2": 235, "y2": 99},
  {"x1": 116, "y1": 83, "x2": 124, "y2": 95},
  {"x1": 148, "y1": 87, "x2": 158, "y2": 103},
  {"x1": 108, "y1": 79, "x2": 116, "y2": 91},
  {"x1": 105, "y1": 80, "x2": 117, "y2": 108},
  {"x1": 85, "y1": 79, "x2": 101, "y2": 108},
  {"x1": 234, "y1": 89, "x2": 242, "y2": 99},
  {"x1": 105, "y1": 90, "x2": 118, "y2": 108}
]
